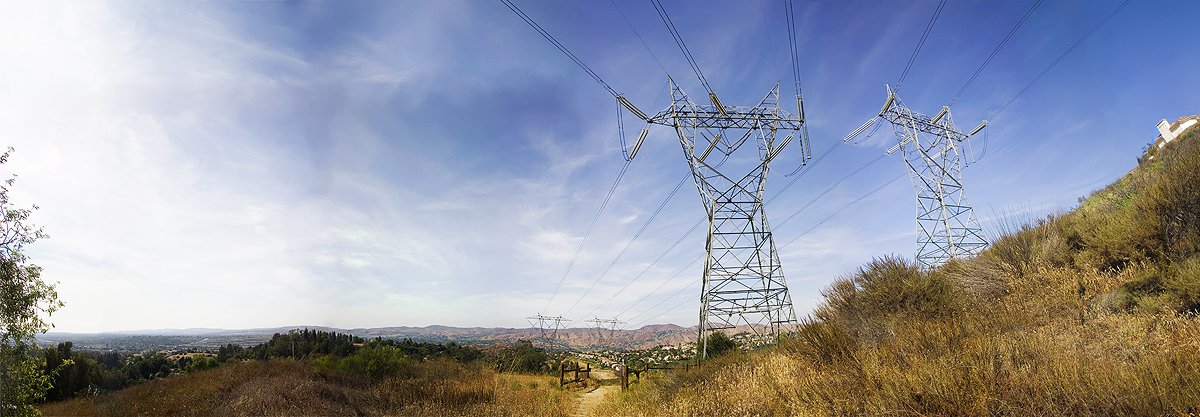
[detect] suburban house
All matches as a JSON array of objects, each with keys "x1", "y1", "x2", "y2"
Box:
[
  {"x1": 1155, "y1": 115, "x2": 1199, "y2": 148},
  {"x1": 1140, "y1": 115, "x2": 1199, "y2": 165}
]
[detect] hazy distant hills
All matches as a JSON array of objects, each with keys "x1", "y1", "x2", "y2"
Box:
[{"x1": 39, "y1": 323, "x2": 702, "y2": 352}]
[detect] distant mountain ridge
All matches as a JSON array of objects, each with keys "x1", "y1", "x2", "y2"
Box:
[{"x1": 41, "y1": 323, "x2": 700, "y2": 350}]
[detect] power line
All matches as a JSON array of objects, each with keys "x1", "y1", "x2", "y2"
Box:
[
  {"x1": 757, "y1": 0, "x2": 781, "y2": 83},
  {"x1": 500, "y1": 0, "x2": 620, "y2": 98},
  {"x1": 650, "y1": 0, "x2": 713, "y2": 93},
  {"x1": 543, "y1": 160, "x2": 631, "y2": 313},
  {"x1": 897, "y1": 0, "x2": 948, "y2": 87},
  {"x1": 563, "y1": 173, "x2": 690, "y2": 318},
  {"x1": 988, "y1": 0, "x2": 1132, "y2": 121},
  {"x1": 774, "y1": 154, "x2": 888, "y2": 230},
  {"x1": 609, "y1": 0, "x2": 670, "y2": 77},
  {"x1": 614, "y1": 153, "x2": 888, "y2": 326},
  {"x1": 781, "y1": 173, "x2": 907, "y2": 250},
  {"x1": 947, "y1": 0, "x2": 1043, "y2": 107},
  {"x1": 627, "y1": 288, "x2": 694, "y2": 329},
  {"x1": 618, "y1": 255, "x2": 702, "y2": 324},
  {"x1": 608, "y1": 217, "x2": 705, "y2": 319}
]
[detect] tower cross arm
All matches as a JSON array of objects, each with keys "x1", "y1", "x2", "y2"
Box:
[
  {"x1": 879, "y1": 107, "x2": 968, "y2": 142},
  {"x1": 647, "y1": 105, "x2": 803, "y2": 130}
]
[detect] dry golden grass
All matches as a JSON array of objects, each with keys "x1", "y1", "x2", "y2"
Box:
[
  {"x1": 38, "y1": 358, "x2": 577, "y2": 417},
  {"x1": 596, "y1": 244, "x2": 1200, "y2": 416}
]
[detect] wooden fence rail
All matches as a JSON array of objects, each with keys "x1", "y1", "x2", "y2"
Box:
[
  {"x1": 616, "y1": 357, "x2": 700, "y2": 391},
  {"x1": 558, "y1": 361, "x2": 590, "y2": 386}
]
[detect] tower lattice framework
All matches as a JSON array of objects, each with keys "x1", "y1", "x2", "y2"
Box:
[
  {"x1": 645, "y1": 80, "x2": 808, "y2": 357},
  {"x1": 878, "y1": 86, "x2": 987, "y2": 269}
]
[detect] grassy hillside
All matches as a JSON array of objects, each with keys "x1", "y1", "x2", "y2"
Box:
[
  {"x1": 595, "y1": 127, "x2": 1200, "y2": 416},
  {"x1": 38, "y1": 357, "x2": 576, "y2": 416}
]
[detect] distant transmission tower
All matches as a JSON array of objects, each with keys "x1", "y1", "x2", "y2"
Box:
[
  {"x1": 636, "y1": 79, "x2": 808, "y2": 358},
  {"x1": 585, "y1": 317, "x2": 624, "y2": 344},
  {"x1": 876, "y1": 85, "x2": 987, "y2": 269},
  {"x1": 527, "y1": 314, "x2": 570, "y2": 339}
]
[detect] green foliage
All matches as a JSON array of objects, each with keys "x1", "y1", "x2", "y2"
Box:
[
  {"x1": 362, "y1": 337, "x2": 485, "y2": 363},
  {"x1": 0, "y1": 148, "x2": 58, "y2": 416},
  {"x1": 183, "y1": 355, "x2": 219, "y2": 373},
  {"x1": 492, "y1": 340, "x2": 551, "y2": 374},
  {"x1": 703, "y1": 331, "x2": 736, "y2": 358},
  {"x1": 229, "y1": 329, "x2": 364, "y2": 361},
  {"x1": 1, "y1": 346, "x2": 52, "y2": 417},
  {"x1": 314, "y1": 345, "x2": 409, "y2": 379},
  {"x1": 40, "y1": 342, "x2": 103, "y2": 402}
]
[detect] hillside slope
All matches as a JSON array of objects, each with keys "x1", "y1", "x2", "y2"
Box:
[
  {"x1": 595, "y1": 127, "x2": 1200, "y2": 416},
  {"x1": 38, "y1": 358, "x2": 575, "y2": 417}
]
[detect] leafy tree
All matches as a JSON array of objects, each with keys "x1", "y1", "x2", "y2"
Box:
[
  {"x1": 704, "y1": 331, "x2": 737, "y2": 358},
  {"x1": 0, "y1": 148, "x2": 60, "y2": 416},
  {"x1": 492, "y1": 340, "x2": 550, "y2": 374}
]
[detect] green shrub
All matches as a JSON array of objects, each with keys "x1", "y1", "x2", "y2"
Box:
[
  {"x1": 702, "y1": 331, "x2": 736, "y2": 358},
  {"x1": 492, "y1": 340, "x2": 551, "y2": 374},
  {"x1": 314, "y1": 346, "x2": 409, "y2": 379},
  {"x1": 184, "y1": 355, "x2": 220, "y2": 373}
]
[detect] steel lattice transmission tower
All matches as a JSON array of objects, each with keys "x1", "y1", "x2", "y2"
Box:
[
  {"x1": 585, "y1": 317, "x2": 624, "y2": 344},
  {"x1": 640, "y1": 79, "x2": 809, "y2": 358},
  {"x1": 527, "y1": 314, "x2": 570, "y2": 339},
  {"x1": 877, "y1": 85, "x2": 987, "y2": 269}
]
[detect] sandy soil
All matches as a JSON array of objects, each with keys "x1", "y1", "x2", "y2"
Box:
[{"x1": 574, "y1": 368, "x2": 619, "y2": 417}]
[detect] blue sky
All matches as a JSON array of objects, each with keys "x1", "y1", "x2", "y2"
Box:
[{"x1": 1, "y1": 1, "x2": 1196, "y2": 333}]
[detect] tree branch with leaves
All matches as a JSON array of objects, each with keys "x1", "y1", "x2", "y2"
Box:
[{"x1": 0, "y1": 147, "x2": 61, "y2": 416}]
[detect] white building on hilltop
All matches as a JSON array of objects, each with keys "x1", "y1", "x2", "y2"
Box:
[{"x1": 1156, "y1": 115, "x2": 1199, "y2": 148}]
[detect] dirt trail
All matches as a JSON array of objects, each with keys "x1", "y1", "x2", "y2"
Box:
[{"x1": 574, "y1": 369, "x2": 618, "y2": 417}]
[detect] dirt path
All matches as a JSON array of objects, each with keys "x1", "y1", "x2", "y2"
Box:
[{"x1": 574, "y1": 369, "x2": 618, "y2": 417}]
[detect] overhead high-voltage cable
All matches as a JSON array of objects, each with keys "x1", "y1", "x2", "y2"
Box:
[
  {"x1": 947, "y1": 0, "x2": 1043, "y2": 107},
  {"x1": 768, "y1": 134, "x2": 842, "y2": 203},
  {"x1": 897, "y1": 0, "x2": 948, "y2": 88},
  {"x1": 618, "y1": 255, "x2": 703, "y2": 324},
  {"x1": 542, "y1": 161, "x2": 631, "y2": 313},
  {"x1": 605, "y1": 218, "x2": 705, "y2": 319},
  {"x1": 562, "y1": 173, "x2": 690, "y2": 318},
  {"x1": 650, "y1": 0, "x2": 716, "y2": 98},
  {"x1": 774, "y1": 154, "x2": 888, "y2": 229},
  {"x1": 500, "y1": 0, "x2": 652, "y2": 313},
  {"x1": 562, "y1": 155, "x2": 730, "y2": 325},
  {"x1": 624, "y1": 174, "x2": 906, "y2": 327},
  {"x1": 610, "y1": 0, "x2": 670, "y2": 76},
  {"x1": 969, "y1": 0, "x2": 1132, "y2": 162},
  {"x1": 617, "y1": 150, "x2": 886, "y2": 322},
  {"x1": 988, "y1": 0, "x2": 1132, "y2": 122},
  {"x1": 501, "y1": 0, "x2": 619, "y2": 98},
  {"x1": 769, "y1": 0, "x2": 812, "y2": 177},
  {"x1": 781, "y1": 174, "x2": 906, "y2": 249}
]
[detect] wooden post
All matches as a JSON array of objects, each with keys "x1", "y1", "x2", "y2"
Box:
[
  {"x1": 619, "y1": 363, "x2": 628, "y2": 391},
  {"x1": 559, "y1": 361, "x2": 565, "y2": 386}
]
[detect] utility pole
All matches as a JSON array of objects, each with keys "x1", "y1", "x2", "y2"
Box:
[
  {"x1": 875, "y1": 85, "x2": 987, "y2": 268},
  {"x1": 639, "y1": 79, "x2": 808, "y2": 358}
]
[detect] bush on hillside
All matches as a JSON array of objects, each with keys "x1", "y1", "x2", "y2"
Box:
[
  {"x1": 814, "y1": 255, "x2": 965, "y2": 343},
  {"x1": 491, "y1": 340, "x2": 552, "y2": 374},
  {"x1": 702, "y1": 331, "x2": 737, "y2": 358},
  {"x1": 314, "y1": 346, "x2": 409, "y2": 379}
]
